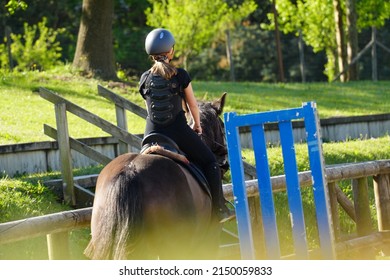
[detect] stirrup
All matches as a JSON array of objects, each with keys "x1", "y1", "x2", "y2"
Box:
[{"x1": 218, "y1": 207, "x2": 235, "y2": 223}]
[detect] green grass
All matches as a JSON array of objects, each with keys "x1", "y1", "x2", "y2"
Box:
[
  {"x1": 237, "y1": 136, "x2": 390, "y2": 255},
  {"x1": 1, "y1": 66, "x2": 390, "y2": 145},
  {"x1": 193, "y1": 80, "x2": 390, "y2": 117},
  {"x1": 0, "y1": 176, "x2": 65, "y2": 223},
  {"x1": 244, "y1": 135, "x2": 390, "y2": 176},
  {"x1": 0, "y1": 66, "x2": 145, "y2": 145},
  {"x1": 0, "y1": 166, "x2": 102, "y2": 260},
  {"x1": 0, "y1": 172, "x2": 73, "y2": 259}
]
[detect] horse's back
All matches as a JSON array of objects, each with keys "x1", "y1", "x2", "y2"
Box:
[{"x1": 87, "y1": 153, "x2": 219, "y2": 259}]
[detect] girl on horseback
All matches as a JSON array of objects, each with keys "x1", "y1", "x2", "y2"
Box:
[{"x1": 138, "y1": 28, "x2": 234, "y2": 223}]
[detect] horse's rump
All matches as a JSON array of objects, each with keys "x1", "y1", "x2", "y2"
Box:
[{"x1": 85, "y1": 153, "x2": 218, "y2": 259}]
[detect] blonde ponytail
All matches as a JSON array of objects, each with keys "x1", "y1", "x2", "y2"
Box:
[{"x1": 150, "y1": 55, "x2": 177, "y2": 79}]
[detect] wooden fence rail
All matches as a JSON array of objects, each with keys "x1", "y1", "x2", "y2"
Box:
[
  {"x1": 39, "y1": 87, "x2": 142, "y2": 148},
  {"x1": 97, "y1": 84, "x2": 146, "y2": 154},
  {"x1": 0, "y1": 207, "x2": 91, "y2": 260},
  {"x1": 1, "y1": 160, "x2": 390, "y2": 259},
  {"x1": 38, "y1": 86, "x2": 143, "y2": 204},
  {"x1": 97, "y1": 84, "x2": 147, "y2": 119}
]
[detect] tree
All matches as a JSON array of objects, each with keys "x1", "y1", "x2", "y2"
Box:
[
  {"x1": 333, "y1": 0, "x2": 347, "y2": 82},
  {"x1": 346, "y1": 0, "x2": 358, "y2": 80},
  {"x1": 264, "y1": 0, "x2": 390, "y2": 81},
  {"x1": 263, "y1": 0, "x2": 337, "y2": 80},
  {"x1": 73, "y1": 0, "x2": 117, "y2": 80},
  {"x1": 224, "y1": 0, "x2": 258, "y2": 81},
  {"x1": 1, "y1": 1, "x2": 27, "y2": 70},
  {"x1": 272, "y1": 0, "x2": 285, "y2": 82},
  {"x1": 145, "y1": 0, "x2": 256, "y2": 69}
]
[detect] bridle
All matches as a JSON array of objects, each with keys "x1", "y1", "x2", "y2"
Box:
[{"x1": 199, "y1": 118, "x2": 230, "y2": 174}]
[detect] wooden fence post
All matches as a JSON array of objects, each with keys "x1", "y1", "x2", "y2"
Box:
[
  {"x1": 55, "y1": 103, "x2": 76, "y2": 205},
  {"x1": 373, "y1": 174, "x2": 390, "y2": 231},
  {"x1": 115, "y1": 104, "x2": 130, "y2": 155},
  {"x1": 352, "y1": 177, "x2": 372, "y2": 236},
  {"x1": 47, "y1": 231, "x2": 70, "y2": 260},
  {"x1": 328, "y1": 182, "x2": 340, "y2": 241},
  {"x1": 352, "y1": 177, "x2": 377, "y2": 259},
  {"x1": 248, "y1": 196, "x2": 266, "y2": 259}
]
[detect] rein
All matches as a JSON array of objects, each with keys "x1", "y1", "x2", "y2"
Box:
[{"x1": 200, "y1": 133, "x2": 226, "y2": 150}]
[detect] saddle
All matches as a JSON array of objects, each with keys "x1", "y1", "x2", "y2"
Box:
[{"x1": 140, "y1": 133, "x2": 211, "y2": 198}]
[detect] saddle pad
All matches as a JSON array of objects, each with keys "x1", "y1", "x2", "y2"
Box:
[{"x1": 141, "y1": 145, "x2": 211, "y2": 198}]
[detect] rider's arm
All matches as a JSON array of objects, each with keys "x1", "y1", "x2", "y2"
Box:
[{"x1": 184, "y1": 82, "x2": 202, "y2": 134}]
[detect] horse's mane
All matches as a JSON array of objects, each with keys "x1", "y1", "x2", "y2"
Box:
[
  {"x1": 198, "y1": 101, "x2": 217, "y2": 121},
  {"x1": 184, "y1": 99, "x2": 217, "y2": 129}
]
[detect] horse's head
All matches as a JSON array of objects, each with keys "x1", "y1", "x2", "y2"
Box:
[{"x1": 198, "y1": 92, "x2": 229, "y2": 176}]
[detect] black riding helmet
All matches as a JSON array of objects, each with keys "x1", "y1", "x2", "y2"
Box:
[{"x1": 145, "y1": 28, "x2": 175, "y2": 55}]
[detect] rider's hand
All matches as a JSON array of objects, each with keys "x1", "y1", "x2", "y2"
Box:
[{"x1": 193, "y1": 124, "x2": 202, "y2": 135}]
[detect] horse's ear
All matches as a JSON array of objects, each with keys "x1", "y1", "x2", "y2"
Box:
[{"x1": 213, "y1": 92, "x2": 227, "y2": 115}]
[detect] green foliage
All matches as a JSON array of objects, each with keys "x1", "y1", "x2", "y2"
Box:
[
  {"x1": 190, "y1": 25, "x2": 278, "y2": 82},
  {"x1": 263, "y1": 0, "x2": 390, "y2": 80},
  {"x1": 188, "y1": 46, "x2": 230, "y2": 81},
  {"x1": 5, "y1": 0, "x2": 27, "y2": 14},
  {"x1": 0, "y1": 44, "x2": 9, "y2": 70},
  {"x1": 0, "y1": 17, "x2": 64, "y2": 71},
  {"x1": 145, "y1": 0, "x2": 256, "y2": 67},
  {"x1": 357, "y1": 0, "x2": 390, "y2": 30},
  {"x1": 263, "y1": 0, "x2": 335, "y2": 52},
  {"x1": 2, "y1": 0, "x2": 390, "y2": 82},
  {"x1": 113, "y1": 26, "x2": 151, "y2": 76},
  {"x1": 263, "y1": 0, "x2": 336, "y2": 80}
]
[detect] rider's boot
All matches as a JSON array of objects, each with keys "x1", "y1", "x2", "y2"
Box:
[{"x1": 204, "y1": 162, "x2": 235, "y2": 223}]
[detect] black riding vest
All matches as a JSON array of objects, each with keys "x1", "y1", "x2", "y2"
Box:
[{"x1": 143, "y1": 74, "x2": 183, "y2": 126}]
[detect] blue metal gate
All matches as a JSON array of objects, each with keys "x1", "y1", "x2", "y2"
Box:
[{"x1": 224, "y1": 102, "x2": 335, "y2": 259}]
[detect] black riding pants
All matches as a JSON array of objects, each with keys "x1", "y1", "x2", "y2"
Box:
[{"x1": 144, "y1": 114, "x2": 225, "y2": 208}]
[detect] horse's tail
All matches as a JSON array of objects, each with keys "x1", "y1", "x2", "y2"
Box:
[{"x1": 84, "y1": 164, "x2": 142, "y2": 260}]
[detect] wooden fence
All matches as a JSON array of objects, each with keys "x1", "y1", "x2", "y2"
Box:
[
  {"x1": 0, "y1": 137, "x2": 120, "y2": 176},
  {"x1": 1, "y1": 160, "x2": 390, "y2": 259},
  {"x1": 38, "y1": 85, "x2": 146, "y2": 204},
  {"x1": 224, "y1": 160, "x2": 390, "y2": 259}
]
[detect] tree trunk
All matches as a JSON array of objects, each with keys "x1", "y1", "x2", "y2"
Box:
[
  {"x1": 225, "y1": 30, "x2": 235, "y2": 82},
  {"x1": 73, "y1": 0, "x2": 117, "y2": 80},
  {"x1": 298, "y1": 30, "x2": 306, "y2": 83},
  {"x1": 333, "y1": 0, "x2": 347, "y2": 82},
  {"x1": 5, "y1": 25, "x2": 13, "y2": 70},
  {"x1": 273, "y1": 0, "x2": 285, "y2": 82},
  {"x1": 346, "y1": 0, "x2": 359, "y2": 81},
  {"x1": 371, "y1": 27, "x2": 378, "y2": 82}
]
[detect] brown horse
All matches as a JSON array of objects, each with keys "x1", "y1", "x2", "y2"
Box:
[{"x1": 84, "y1": 93, "x2": 229, "y2": 259}]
